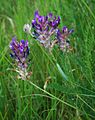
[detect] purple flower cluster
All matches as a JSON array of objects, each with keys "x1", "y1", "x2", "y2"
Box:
[
  {"x1": 57, "y1": 26, "x2": 74, "y2": 51},
  {"x1": 24, "y1": 10, "x2": 73, "y2": 51},
  {"x1": 10, "y1": 37, "x2": 30, "y2": 79},
  {"x1": 10, "y1": 37, "x2": 29, "y2": 67},
  {"x1": 31, "y1": 11, "x2": 60, "y2": 48},
  {"x1": 9, "y1": 11, "x2": 74, "y2": 79}
]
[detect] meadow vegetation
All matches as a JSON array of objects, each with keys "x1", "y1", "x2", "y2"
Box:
[{"x1": 0, "y1": 0, "x2": 95, "y2": 120}]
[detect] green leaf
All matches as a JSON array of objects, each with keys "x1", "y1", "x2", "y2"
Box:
[{"x1": 56, "y1": 63, "x2": 68, "y2": 80}]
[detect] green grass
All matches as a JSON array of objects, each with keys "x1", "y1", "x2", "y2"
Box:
[{"x1": 0, "y1": 0, "x2": 95, "y2": 120}]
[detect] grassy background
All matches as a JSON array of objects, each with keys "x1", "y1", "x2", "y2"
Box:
[{"x1": 0, "y1": 0, "x2": 95, "y2": 120}]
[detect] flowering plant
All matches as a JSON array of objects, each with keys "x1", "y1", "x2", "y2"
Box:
[
  {"x1": 10, "y1": 37, "x2": 31, "y2": 80},
  {"x1": 9, "y1": 11, "x2": 74, "y2": 80},
  {"x1": 24, "y1": 11, "x2": 74, "y2": 52}
]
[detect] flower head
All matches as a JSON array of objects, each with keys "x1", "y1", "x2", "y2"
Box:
[
  {"x1": 56, "y1": 26, "x2": 74, "y2": 51},
  {"x1": 23, "y1": 11, "x2": 74, "y2": 52},
  {"x1": 31, "y1": 11, "x2": 60, "y2": 48},
  {"x1": 10, "y1": 37, "x2": 30, "y2": 79}
]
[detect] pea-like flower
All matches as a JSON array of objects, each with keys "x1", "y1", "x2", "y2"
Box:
[
  {"x1": 32, "y1": 11, "x2": 60, "y2": 48},
  {"x1": 24, "y1": 11, "x2": 60, "y2": 49},
  {"x1": 23, "y1": 11, "x2": 74, "y2": 52},
  {"x1": 56, "y1": 26, "x2": 74, "y2": 52},
  {"x1": 10, "y1": 37, "x2": 31, "y2": 80}
]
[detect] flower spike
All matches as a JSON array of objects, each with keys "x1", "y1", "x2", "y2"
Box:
[
  {"x1": 10, "y1": 37, "x2": 31, "y2": 80},
  {"x1": 56, "y1": 26, "x2": 74, "y2": 52},
  {"x1": 23, "y1": 11, "x2": 74, "y2": 52}
]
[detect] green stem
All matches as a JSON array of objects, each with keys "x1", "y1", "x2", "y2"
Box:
[{"x1": 24, "y1": 80, "x2": 76, "y2": 110}]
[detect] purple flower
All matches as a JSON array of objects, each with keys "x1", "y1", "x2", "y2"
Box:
[
  {"x1": 10, "y1": 37, "x2": 29, "y2": 69},
  {"x1": 9, "y1": 37, "x2": 31, "y2": 80},
  {"x1": 31, "y1": 11, "x2": 60, "y2": 48},
  {"x1": 48, "y1": 16, "x2": 60, "y2": 29},
  {"x1": 56, "y1": 26, "x2": 74, "y2": 51},
  {"x1": 23, "y1": 11, "x2": 74, "y2": 52}
]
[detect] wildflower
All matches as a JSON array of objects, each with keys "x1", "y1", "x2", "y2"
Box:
[
  {"x1": 56, "y1": 26, "x2": 74, "y2": 52},
  {"x1": 10, "y1": 37, "x2": 31, "y2": 80},
  {"x1": 24, "y1": 10, "x2": 60, "y2": 49},
  {"x1": 23, "y1": 11, "x2": 74, "y2": 52}
]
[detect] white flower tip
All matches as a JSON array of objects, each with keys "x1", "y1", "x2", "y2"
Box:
[{"x1": 23, "y1": 24, "x2": 31, "y2": 33}]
